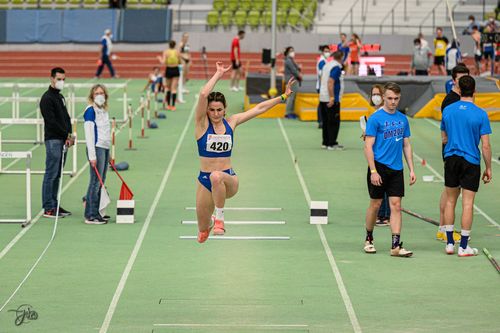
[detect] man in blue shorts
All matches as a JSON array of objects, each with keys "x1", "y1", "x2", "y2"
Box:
[
  {"x1": 363, "y1": 82, "x2": 416, "y2": 257},
  {"x1": 441, "y1": 75, "x2": 492, "y2": 257}
]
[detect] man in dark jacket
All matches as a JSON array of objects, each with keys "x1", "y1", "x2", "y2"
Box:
[{"x1": 40, "y1": 67, "x2": 74, "y2": 218}]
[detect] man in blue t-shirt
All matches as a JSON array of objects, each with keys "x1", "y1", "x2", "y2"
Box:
[
  {"x1": 363, "y1": 82, "x2": 416, "y2": 257},
  {"x1": 440, "y1": 75, "x2": 492, "y2": 257}
]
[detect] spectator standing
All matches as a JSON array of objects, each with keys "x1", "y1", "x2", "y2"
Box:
[
  {"x1": 445, "y1": 40, "x2": 462, "y2": 75},
  {"x1": 95, "y1": 29, "x2": 117, "y2": 79},
  {"x1": 318, "y1": 51, "x2": 344, "y2": 150},
  {"x1": 83, "y1": 84, "x2": 111, "y2": 225},
  {"x1": 462, "y1": 15, "x2": 478, "y2": 35},
  {"x1": 471, "y1": 26, "x2": 483, "y2": 76},
  {"x1": 316, "y1": 45, "x2": 331, "y2": 128},
  {"x1": 337, "y1": 33, "x2": 350, "y2": 69},
  {"x1": 230, "y1": 30, "x2": 245, "y2": 92},
  {"x1": 433, "y1": 27, "x2": 449, "y2": 75},
  {"x1": 411, "y1": 38, "x2": 432, "y2": 76},
  {"x1": 179, "y1": 32, "x2": 191, "y2": 94},
  {"x1": 418, "y1": 32, "x2": 429, "y2": 49},
  {"x1": 349, "y1": 33, "x2": 362, "y2": 76},
  {"x1": 284, "y1": 46, "x2": 302, "y2": 119},
  {"x1": 40, "y1": 67, "x2": 74, "y2": 218},
  {"x1": 441, "y1": 76, "x2": 492, "y2": 256}
]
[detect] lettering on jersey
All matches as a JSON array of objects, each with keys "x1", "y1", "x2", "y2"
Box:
[
  {"x1": 383, "y1": 120, "x2": 405, "y2": 140},
  {"x1": 206, "y1": 134, "x2": 232, "y2": 153}
]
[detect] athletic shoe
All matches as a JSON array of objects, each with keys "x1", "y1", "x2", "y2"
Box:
[
  {"x1": 436, "y1": 230, "x2": 461, "y2": 242},
  {"x1": 85, "y1": 216, "x2": 107, "y2": 225},
  {"x1": 326, "y1": 146, "x2": 335, "y2": 151},
  {"x1": 458, "y1": 246, "x2": 478, "y2": 257},
  {"x1": 364, "y1": 240, "x2": 376, "y2": 254},
  {"x1": 390, "y1": 243, "x2": 413, "y2": 257},
  {"x1": 445, "y1": 243, "x2": 455, "y2": 255},
  {"x1": 230, "y1": 86, "x2": 238, "y2": 92},
  {"x1": 213, "y1": 219, "x2": 225, "y2": 236},
  {"x1": 170, "y1": 106, "x2": 176, "y2": 111},
  {"x1": 332, "y1": 144, "x2": 345, "y2": 151},
  {"x1": 321, "y1": 145, "x2": 327, "y2": 149},
  {"x1": 100, "y1": 214, "x2": 111, "y2": 222},
  {"x1": 43, "y1": 209, "x2": 64, "y2": 218},
  {"x1": 58, "y1": 207, "x2": 72, "y2": 217},
  {"x1": 375, "y1": 218, "x2": 390, "y2": 227}
]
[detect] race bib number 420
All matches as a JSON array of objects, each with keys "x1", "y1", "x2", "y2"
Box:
[{"x1": 206, "y1": 134, "x2": 232, "y2": 153}]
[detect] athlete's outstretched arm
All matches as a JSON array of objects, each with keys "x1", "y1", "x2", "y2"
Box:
[
  {"x1": 230, "y1": 78, "x2": 295, "y2": 127},
  {"x1": 195, "y1": 62, "x2": 231, "y2": 124}
]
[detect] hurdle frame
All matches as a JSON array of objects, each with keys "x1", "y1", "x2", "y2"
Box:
[
  {"x1": 0, "y1": 151, "x2": 32, "y2": 226},
  {"x1": 0, "y1": 119, "x2": 78, "y2": 176}
]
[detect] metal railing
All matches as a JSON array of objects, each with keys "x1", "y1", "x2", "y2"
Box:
[
  {"x1": 379, "y1": 0, "x2": 409, "y2": 34},
  {"x1": 418, "y1": 0, "x2": 444, "y2": 33},
  {"x1": 339, "y1": 0, "x2": 366, "y2": 33}
]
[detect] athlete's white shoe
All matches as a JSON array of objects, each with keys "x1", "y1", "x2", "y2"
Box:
[
  {"x1": 364, "y1": 241, "x2": 376, "y2": 254},
  {"x1": 445, "y1": 243, "x2": 455, "y2": 255},
  {"x1": 458, "y1": 246, "x2": 478, "y2": 257}
]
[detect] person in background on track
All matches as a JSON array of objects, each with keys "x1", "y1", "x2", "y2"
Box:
[
  {"x1": 158, "y1": 40, "x2": 181, "y2": 111},
  {"x1": 363, "y1": 82, "x2": 416, "y2": 258},
  {"x1": 471, "y1": 26, "x2": 483, "y2": 76},
  {"x1": 411, "y1": 38, "x2": 432, "y2": 76},
  {"x1": 230, "y1": 30, "x2": 245, "y2": 92},
  {"x1": 143, "y1": 66, "x2": 164, "y2": 101},
  {"x1": 433, "y1": 27, "x2": 449, "y2": 75},
  {"x1": 95, "y1": 29, "x2": 117, "y2": 79},
  {"x1": 364, "y1": 84, "x2": 391, "y2": 227},
  {"x1": 318, "y1": 50, "x2": 344, "y2": 150},
  {"x1": 445, "y1": 40, "x2": 462, "y2": 76},
  {"x1": 441, "y1": 75, "x2": 492, "y2": 257},
  {"x1": 316, "y1": 45, "x2": 331, "y2": 129},
  {"x1": 337, "y1": 33, "x2": 350, "y2": 70},
  {"x1": 194, "y1": 62, "x2": 295, "y2": 243},
  {"x1": 83, "y1": 84, "x2": 111, "y2": 225},
  {"x1": 40, "y1": 67, "x2": 74, "y2": 219},
  {"x1": 349, "y1": 33, "x2": 362, "y2": 76},
  {"x1": 284, "y1": 46, "x2": 302, "y2": 119},
  {"x1": 179, "y1": 32, "x2": 191, "y2": 94},
  {"x1": 437, "y1": 64, "x2": 470, "y2": 243}
]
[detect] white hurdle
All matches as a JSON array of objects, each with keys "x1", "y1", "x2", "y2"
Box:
[
  {"x1": 0, "y1": 82, "x2": 129, "y2": 122},
  {"x1": 0, "y1": 151, "x2": 32, "y2": 226},
  {"x1": 0, "y1": 119, "x2": 78, "y2": 176}
]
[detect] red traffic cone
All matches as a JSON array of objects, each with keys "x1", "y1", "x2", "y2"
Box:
[{"x1": 421, "y1": 159, "x2": 427, "y2": 166}]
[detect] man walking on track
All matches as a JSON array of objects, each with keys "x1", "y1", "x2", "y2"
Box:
[
  {"x1": 363, "y1": 82, "x2": 416, "y2": 257},
  {"x1": 441, "y1": 75, "x2": 492, "y2": 257}
]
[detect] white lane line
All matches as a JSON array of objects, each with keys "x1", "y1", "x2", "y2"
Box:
[
  {"x1": 185, "y1": 206, "x2": 283, "y2": 211},
  {"x1": 424, "y1": 118, "x2": 500, "y2": 166},
  {"x1": 179, "y1": 236, "x2": 290, "y2": 240},
  {"x1": 277, "y1": 118, "x2": 362, "y2": 333},
  {"x1": 99, "y1": 95, "x2": 197, "y2": 333},
  {"x1": 181, "y1": 220, "x2": 286, "y2": 225},
  {"x1": 153, "y1": 323, "x2": 308, "y2": 328}
]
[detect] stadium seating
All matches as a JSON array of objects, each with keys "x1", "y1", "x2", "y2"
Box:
[
  {"x1": 206, "y1": 0, "x2": 318, "y2": 30},
  {"x1": 0, "y1": 0, "x2": 168, "y2": 9}
]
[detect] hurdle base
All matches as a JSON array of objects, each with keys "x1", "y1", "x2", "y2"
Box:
[
  {"x1": 124, "y1": 148, "x2": 137, "y2": 151},
  {"x1": 137, "y1": 136, "x2": 149, "y2": 139},
  {"x1": 116, "y1": 200, "x2": 135, "y2": 224}
]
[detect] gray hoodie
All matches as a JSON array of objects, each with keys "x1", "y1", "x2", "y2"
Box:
[{"x1": 411, "y1": 45, "x2": 432, "y2": 71}]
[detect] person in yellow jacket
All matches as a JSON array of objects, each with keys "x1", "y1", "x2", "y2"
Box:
[{"x1": 433, "y1": 27, "x2": 449, "y2": 75}]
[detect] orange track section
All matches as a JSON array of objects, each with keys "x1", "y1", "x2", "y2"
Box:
[{"x1": 0, "y1": 51, "x2": 474, "y2": 78}]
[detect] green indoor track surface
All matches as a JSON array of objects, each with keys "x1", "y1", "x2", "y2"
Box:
[{"x1": 0, "y1": 78, "x2": 499, "y2": 333}]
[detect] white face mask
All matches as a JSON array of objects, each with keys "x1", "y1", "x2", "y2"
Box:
[
  {"x1": 323, "y1": 52, "x2": 331, "y2": 58},
  {"x1": 94, "y1": 94, "x2": 106, "y2": 107},
  {"x1": 371, "y1": 95, "x2": 382, "y2": 106},
  {"x1": 54, "y1": 80, "x2": 64, "y2": 91},
  {"x1": 289, "y1": 51, "x2": 295, "y2": 58}
]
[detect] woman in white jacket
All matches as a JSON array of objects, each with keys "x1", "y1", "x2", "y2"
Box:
[{"x1": 83, "y1": 84, "x2": 111, "y2": 224}]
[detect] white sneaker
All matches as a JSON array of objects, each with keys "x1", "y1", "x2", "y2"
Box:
[
  {"x1": 321, "y1": 145, "x2": 327, "y2": 149},
  {"x1": 390, "y1": 243, "x2": 413, "y2": 257},
  {"x1": 458, "y1": 246, "x2": 478, "y2": 257},
  {"x1": 364, "y1": 241, "x2": 376, "y2": 254},
  {"x1": 445, "y1": 243, "x2": 455, "y2": 255},
  {"x1": 231, "y1": 86, "x2": 238, "y2": 92}
]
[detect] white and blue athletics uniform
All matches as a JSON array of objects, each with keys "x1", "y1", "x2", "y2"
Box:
[{"x1": 365, "y1": 108, "x2": 411, "y2": 198}]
